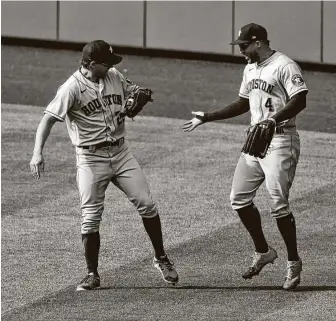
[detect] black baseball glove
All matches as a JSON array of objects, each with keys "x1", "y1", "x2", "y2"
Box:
[
  {"x1": 241, "y1": 118, "x2": 276, "y2": 158},
  {"x1": 124, "y1": 88, "x2": 153, "y2": 118}
]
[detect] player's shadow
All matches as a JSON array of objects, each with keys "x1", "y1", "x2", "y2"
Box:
[{"x1": 99, "y1": 285, "x2": 336, "y2": 292}]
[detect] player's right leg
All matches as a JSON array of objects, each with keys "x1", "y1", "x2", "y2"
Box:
[
  {"x1": 75, "y1": 149, "x2": 113, "y2": 290},
  {"x1": 230, "y1": 153, "x2": 278, "y2": 279},
  {"x1": 111, "y1": 146, "x2": 178, "y2": 285},
  {"x1": 236, "y1": 205, "x2": 278, "y2": 279}
]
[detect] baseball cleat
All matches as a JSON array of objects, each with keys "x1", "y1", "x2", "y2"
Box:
[
  {"x1": 242, "y1": 246, "x2": 278, "y2": 279},
  {"x1": 283, "y1": 258, "x2": 302, "y2": 290},
  {"x1": 76, "y1": 273, "x2": 100, "y2": 291},
  {"x1": 153, "y1": 255, "x2": 179, "y2": 285}
]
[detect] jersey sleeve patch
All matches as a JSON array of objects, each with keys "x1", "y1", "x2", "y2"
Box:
[{"x1": 291, "y1": 74, "x2": 305, "y2": 87}]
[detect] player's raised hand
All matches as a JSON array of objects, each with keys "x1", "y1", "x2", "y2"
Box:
[
  {"x1": 30, "y1": 153, "x2": 45, "y2": 179},
  {"x1": 182, "y1": 111, "x2": 206, "y2": 132}
]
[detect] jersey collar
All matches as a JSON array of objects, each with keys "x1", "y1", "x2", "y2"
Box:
[
  {"x1": 78, "y1": 67, "x2": 100, "y2": 85},
  {"x1": 257, "y1": 50, "x2": 281, "y2": 67}
]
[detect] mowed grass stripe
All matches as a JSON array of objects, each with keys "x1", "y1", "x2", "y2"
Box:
[
  {"x1": 2, "y1": 104, "x2": 336, "y2": 320},
  {"x1": 3, "y1": 210, "x2": 336, "y2": 321}
]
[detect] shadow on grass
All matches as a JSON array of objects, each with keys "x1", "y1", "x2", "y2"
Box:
[
  {"x1": 3, "y1": 182, "x2": 336, "y2": 320},
  {"x1": 98, "y1": 285, "x2": 336, "y2": 292}
]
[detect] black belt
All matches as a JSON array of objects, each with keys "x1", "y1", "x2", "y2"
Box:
[
  {"x1": 82, "y1": 138, "x2": 124, "y2": 150},
  {"x1": 247, "y1": 126, "x2": 293, "y2": 136}
]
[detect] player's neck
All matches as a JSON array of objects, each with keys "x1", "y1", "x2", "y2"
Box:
[
  {"x1": 80, "y1": 66, "x2": 99, "y2": 83},
  {"x1": 258, "y1": 49, "x2": 275, "y2": 64}
]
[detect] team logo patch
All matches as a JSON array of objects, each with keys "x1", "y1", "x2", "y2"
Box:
[{"x1": 291, "y1": 74, "x2": 304, "y2": 87}]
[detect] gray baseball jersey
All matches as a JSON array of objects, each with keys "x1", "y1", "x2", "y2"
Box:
[
  {"x1": 239, "y1": 51, "x2": 308, "y2": 127},
  {"x1": 45, "y1": 67, "x2": 137, "y2": 146}
]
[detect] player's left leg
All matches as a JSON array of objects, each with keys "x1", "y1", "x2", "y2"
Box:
[
  {"x1": 230, "y1": 153, "x2": 278, "y2": 279},
  {"x1": 111, "y1": 145, "x2": 178, "y2": 285},
  {"x1": 260, "y1": 132, "x2": 302, "y2": 290}
]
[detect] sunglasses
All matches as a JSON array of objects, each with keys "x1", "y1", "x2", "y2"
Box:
[{"x1": 238, "y1": 40, "x2": 256, "y2": 51}]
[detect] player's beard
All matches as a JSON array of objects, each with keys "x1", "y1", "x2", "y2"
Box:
[
  {"x1": 245, "y1": 51, "x2": 260, "y2": 64},
  {"x1": 97, "y1": 69, "x2": 108, "y2": 78}
]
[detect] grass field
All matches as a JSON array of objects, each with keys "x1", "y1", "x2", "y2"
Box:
[{"x1": 2, "y1": 102, "x2": 336, "y2": 321}]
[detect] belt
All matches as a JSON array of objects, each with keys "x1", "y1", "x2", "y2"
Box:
[
  {"x1": 81, "y1": 138, "x2": 124, "y2": 150},
  {"x1": 247, "y1": 126, "x2": 296, "y2": 136},
  {"x1": 275, "y1": 126, "x2": 296, "y2": 134}
]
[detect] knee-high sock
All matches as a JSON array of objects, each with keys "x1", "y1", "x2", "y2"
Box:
[
  {"x1": 142, "y1": 215, "x2": 165, "y2": 259},
  {"x1": 82, "y1": 232, "x2": 100, "y2": 274},
  {"x1": 237, "y1": 204, "x2": 269, "y2": 253},
  {"x1": 276, "y1": 213, "x2": 299, "y2": 261}
]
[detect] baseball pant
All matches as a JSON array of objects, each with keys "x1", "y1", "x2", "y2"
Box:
[
  {"x1": 230, "y1": 131, "x2": 300, "y2": 218},
  {"x1": 76, "y1": 141, "x2": 157, "y2": 234}
]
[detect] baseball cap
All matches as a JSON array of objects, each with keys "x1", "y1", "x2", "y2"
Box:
[
  {"x1": 82, "y1": 40, "x2": 123, "y2": 66},
  {"x1": 230, "y1": 23, "x2": 268, "y2": 45}
]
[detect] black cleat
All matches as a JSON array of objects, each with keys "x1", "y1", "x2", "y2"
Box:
[
  {"x1": 153, "y1": 255, "x2": 179, "y2": 285},
  {"x1": 76, "y1": 273, "x2": 100, "y2": 291}
]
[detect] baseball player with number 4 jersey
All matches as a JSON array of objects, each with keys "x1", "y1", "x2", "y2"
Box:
[
  {"x1": 183, "y1": 23, "x2": 308, "y2": 290},
  {"x1": 30, "y1": 40, "x2": 178, "y2": 290}
]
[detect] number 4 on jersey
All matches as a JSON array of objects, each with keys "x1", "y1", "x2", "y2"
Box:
[{"x1": 265, "y1": 98, "x2": 274, "y2": 112}]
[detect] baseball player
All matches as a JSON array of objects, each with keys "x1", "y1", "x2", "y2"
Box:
[
  {"x1": 29, "y1": 40, "x2": 178, "y2": 290},
  {"x1": 183, "y1": 23, "x2": 308, "y2": 290}
]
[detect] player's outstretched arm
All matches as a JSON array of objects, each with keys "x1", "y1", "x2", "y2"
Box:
[
  {"x1": 182, "y1": 111, "x2": 206, "y2": 132},
  {"x1": 204, "y1": 97, "x2": 250, "y2": 122},
  {"x1": 182, "y1": 97, "x2": 250, "y2": 133},
  {"x1": 30, "y1": 114, "x2": 58, "y2": 179}
]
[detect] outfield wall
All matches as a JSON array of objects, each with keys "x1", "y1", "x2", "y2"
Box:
[{"x1": 1, "y1": 1, "x2": 336, "y2": 65}]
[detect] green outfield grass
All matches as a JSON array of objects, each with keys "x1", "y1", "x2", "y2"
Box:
[{"x1": 1, "y1": 104, "x2": 336, "y2": 321}]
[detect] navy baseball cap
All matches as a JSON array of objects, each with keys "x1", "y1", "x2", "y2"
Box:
[
  {"x1": 82, "y1": 40, "x2": 123, "y2": 65},
  {"x1": 230, "y1": 23, "x2": 268, "y2": 45}
]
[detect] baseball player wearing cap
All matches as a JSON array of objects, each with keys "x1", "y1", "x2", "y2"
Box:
[
  {"x1": 183, "y1": 23, "x2": 308, "y2": 290},
  {"x1": 30, "y1": 40, "x2": 178, "y2": 290}
]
